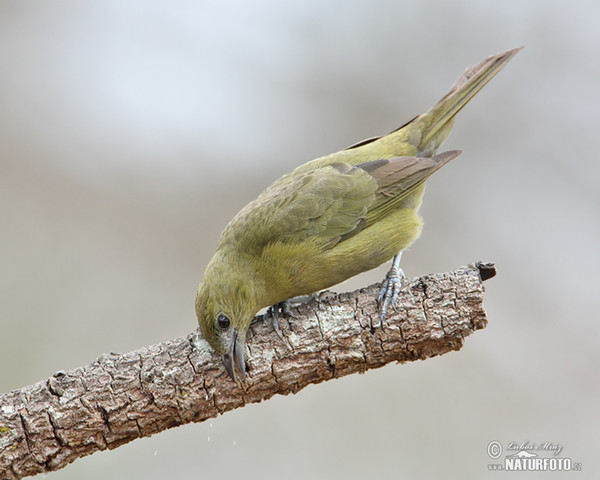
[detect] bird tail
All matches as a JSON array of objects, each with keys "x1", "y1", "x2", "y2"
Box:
[{"x1": 413, "y1": 46, "x2": 523, "y2": 155}]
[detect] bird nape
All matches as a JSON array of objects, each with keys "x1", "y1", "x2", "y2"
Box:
[{"x1": 196, "y1": 46, "x2": 523, "y2": 382}]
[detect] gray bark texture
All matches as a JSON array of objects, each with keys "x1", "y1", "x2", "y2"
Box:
[{"x1": 0, "y1": 262, "x2": 495, "y2": 479}]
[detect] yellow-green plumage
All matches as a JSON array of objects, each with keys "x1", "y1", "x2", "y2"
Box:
[{"x1": 196, "y1": 47, "x2": 522, "y2": 380}]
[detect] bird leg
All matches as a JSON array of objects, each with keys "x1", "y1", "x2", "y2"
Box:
[{"x1": 378, "y1": 251, "x2": 405, "y2": 327}]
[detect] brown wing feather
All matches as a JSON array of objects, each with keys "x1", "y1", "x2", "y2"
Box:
[{"x1": 359, "y1": 150, "x2": 461, "y2": 225}]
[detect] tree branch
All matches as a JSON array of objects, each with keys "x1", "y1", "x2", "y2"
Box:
[{"x1": 0, "y1": 262, "x2": 495, "y2": 479}]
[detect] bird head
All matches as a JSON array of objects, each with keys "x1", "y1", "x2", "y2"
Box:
[{"x1": 195, "y1": 253, "x2": 260, "y2": 382}]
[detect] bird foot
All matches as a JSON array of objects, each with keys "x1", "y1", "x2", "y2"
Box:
[
  {"x1": 377, "y1": 265, "x2": 405, "y2": 328},
  {"x1": 266, "y1": 301, "x2": 295, "y2": 338},
  {"x1": 265, "y1": 294, "x2": 317, "y2": 338}
]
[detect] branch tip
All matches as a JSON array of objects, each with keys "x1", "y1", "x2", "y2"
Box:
[{"x1": 475, "y1": 261, "x2": 496, "y2": 281}]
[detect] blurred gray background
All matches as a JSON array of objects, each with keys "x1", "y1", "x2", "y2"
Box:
[{"x1": 1, "y1": 0, "x2": 598, "y2": 478}]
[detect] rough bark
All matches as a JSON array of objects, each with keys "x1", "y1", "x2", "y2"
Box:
[{"x1": 0, "y1": 262, "x2": 495, "y2": 479}]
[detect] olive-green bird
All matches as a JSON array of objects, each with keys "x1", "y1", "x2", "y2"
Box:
[{"x1": 196, "y1": 46, "x2": 522, "y2": 381}]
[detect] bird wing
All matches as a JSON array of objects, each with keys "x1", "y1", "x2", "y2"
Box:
[
  {"x1": 218, "y1": 150, "x2": 461, "y2": 255},
  {"x1": 219, "y1": 163, "x2": 379, "y2": 254}
]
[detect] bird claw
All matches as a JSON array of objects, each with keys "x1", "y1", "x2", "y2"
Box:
[
  {"x1": 266, "y1": 301, "x2": 290, "y2": 339},
  {"x1": 378, "y1": 265, "x2": 405, "y2": 328},
  {"x1": 265, "y1": 294, "x2": 316, "y2": 338}
]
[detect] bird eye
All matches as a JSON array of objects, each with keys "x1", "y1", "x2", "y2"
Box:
[{"x1": 217, "y1": 314, "x2": 230, "y2": 330}]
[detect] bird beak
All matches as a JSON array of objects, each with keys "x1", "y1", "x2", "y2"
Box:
[{"x1": 222, "y1": 329, "x2": 246, "y2": 382}]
